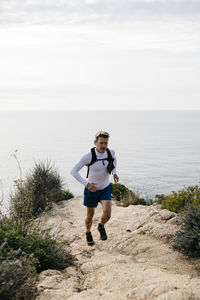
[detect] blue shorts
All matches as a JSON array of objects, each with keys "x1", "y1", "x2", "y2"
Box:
[{"x1": 83, "y1": 183, "x2": 111, "y2": 208}]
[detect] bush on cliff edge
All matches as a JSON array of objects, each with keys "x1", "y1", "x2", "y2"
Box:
[
  {"x1": 173, "y1": 203, "x2": 200, "y2": 258},
  {"x1": 111, "y1": 183, "x2": 151, "y2": 206},
  {"x1": 161, "y1": 184, "x2": 200, "y2": 213},
  {"x1": 0, "y1": 157, "x2": 75, "y2": 299}
]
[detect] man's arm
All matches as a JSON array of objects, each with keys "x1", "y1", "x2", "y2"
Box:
[
  {"x1": 111, "y1": 149, "x2": 119, "y2": 183},
  {"x1": 70, "y1": 152, "x2": 91, "y2": 187},
  {"x1": 111, "y1": 149, "x2": 117, "y2": 175}
]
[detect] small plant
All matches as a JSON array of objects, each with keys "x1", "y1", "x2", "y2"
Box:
[
  {"x1": 9, "y1": 178, "x2": 35, "y2": 234},
  {"x1": 9, "y1": 154, "x2": 74, "y2": 231},
  {"x1": 154, "y1": 193, "x2": 168, "y2": 204},
  {"x1": 111, "y1": 183, "x2": 148, "y2": 207},
  {"x1": 61, "y1": 188, "x2": 75, "y2": 200},
  {"x1": 25, "y1": 160, "x2": 66, "y2": 215},
  {"x1": 145, "y1": 197, "x2": 154, "y2": 206},
  {"x1": 173, "y1": 203, "x2": 200, "y2": 257}
]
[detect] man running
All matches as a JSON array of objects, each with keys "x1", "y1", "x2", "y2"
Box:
[{"x1": 70, "y1": 130, "x2": 119, "y2": 246}]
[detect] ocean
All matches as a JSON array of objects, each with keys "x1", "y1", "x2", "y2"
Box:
[{"x1": 0, "y1": 110, "x2": 200, "y2": 213}]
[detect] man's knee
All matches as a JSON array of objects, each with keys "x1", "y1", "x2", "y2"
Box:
[{"x1": 86, "y1": 208, "x2": 95, "y2": 219}]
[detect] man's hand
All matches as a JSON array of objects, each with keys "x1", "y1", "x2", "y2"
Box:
[
  {"x1": 86, "y1": 182, "x2": 99, "y2": 192},
  {"x1": 113, "y1": 174, "x2": 119, "y2": 183}
]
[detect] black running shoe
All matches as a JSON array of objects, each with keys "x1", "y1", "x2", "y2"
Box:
[
  {"x1": 98, "y1": 223, "x2": 107, "y2": 240},
  {"x1": 86, "y1": 232, "x2": 95, "y2": 246}
]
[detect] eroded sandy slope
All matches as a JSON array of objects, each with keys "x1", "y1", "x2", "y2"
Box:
[{"x1": 34, "y1": 196, "x2": 200, "y2": 300}]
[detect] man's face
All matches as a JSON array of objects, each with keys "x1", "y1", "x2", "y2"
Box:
[{"x1": 94, "y1": 137, "x2": 109, "y2": 153}]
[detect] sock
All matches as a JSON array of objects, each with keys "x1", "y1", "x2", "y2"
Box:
[
  {"x1": 98, "y1": 223, "x2": 104, "y2": 227},
  {"x1": 86, "y1": 231, "x2": 91, "y2": 235}
]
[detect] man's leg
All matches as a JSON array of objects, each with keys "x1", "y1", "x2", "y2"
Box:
[
  {"x1": 99, "y1": 200, "x2": 112, "y2": 225},
  {"x1": 85, "y1": 207, "x2": 95, "y2": 232},
  {"x1": 97, "y1": 200, "x2": 111, "y2": 240}
]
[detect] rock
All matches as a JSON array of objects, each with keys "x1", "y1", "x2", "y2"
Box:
[{"x1": 159, "y1": 209, "x2": 176, "y2": 220}]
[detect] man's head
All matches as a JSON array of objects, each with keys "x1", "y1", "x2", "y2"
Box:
[{"x1": 94, "y1": 131, "x2": 109, "y2": 153}]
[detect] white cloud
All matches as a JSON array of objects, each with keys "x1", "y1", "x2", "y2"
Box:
[{"x1": 0, "y1": 0, "x2": 200, "y2": 28}]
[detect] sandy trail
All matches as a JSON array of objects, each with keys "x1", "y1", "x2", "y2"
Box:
[{"x1": 35, "y1": 196, "x2": 200, "y2": 300}]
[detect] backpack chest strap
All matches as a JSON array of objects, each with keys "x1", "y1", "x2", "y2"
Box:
[{"x1": 86, "y1": 147, "x2": 113, "y2": 178}]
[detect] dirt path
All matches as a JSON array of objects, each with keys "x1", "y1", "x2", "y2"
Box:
[{"x1": 35, "y1": 196, "x2": 200, "y2": 300}]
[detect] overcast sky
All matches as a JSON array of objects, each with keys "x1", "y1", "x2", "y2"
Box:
[{"x1": 0, "y1": 0, "x2": 200, "y2": 110}]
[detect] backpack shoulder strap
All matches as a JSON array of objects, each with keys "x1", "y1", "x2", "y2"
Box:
[
  {"x1": 86, "y1": 147, "x2": 97, "y2": 178},
  {"x1": 90, "y1": 147, "x2": 97, "y2": 164},
  {"x1": 106, "y1": 148, "x2": 114, "y2": 161}
]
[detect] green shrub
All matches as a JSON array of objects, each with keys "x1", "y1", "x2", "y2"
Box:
[
  {"x1": 173, "y1": 203, "x2": 200, "y2": 257},
  {"x1": 26, "y1": 160, "x2": 66, "y2": 214},
  {"x1": 0, "y1": 248, "x2": 38, "y2": 300},
  {"x1": 0, "y1": 219, "x2": 74, "y2": 273},
  {"x1": 9, "y1": 179, "x2": 35, "y2": 234},
  {"x1": 111, "y1": 183, "x2": 131, "y2": 201},
  {"x1": 111, "y1": 183, "x2": 148, "y2": 207},
  {"x1": 10, "y1": 160, "x2": 74, "y2": 223},
  {"x1": 161, "y1": 184, "x2": 200, "y2": 213},
  {"x1": 0, "y1": 155, "x2": 75, "y2": 299}
]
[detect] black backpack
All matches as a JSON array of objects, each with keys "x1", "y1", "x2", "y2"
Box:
[{"x1": 86, "y1": 147, "x2": 115, "y2": 178}]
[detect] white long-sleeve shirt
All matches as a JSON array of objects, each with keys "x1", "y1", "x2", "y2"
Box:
[{"x1": 70, "y1": 147, "x2": 117, "y2": 190}]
